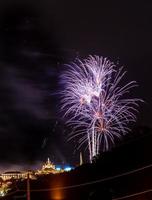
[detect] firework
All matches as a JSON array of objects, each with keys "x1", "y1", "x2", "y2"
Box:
[{"x1": 60, "y1": 55, "x2": 141, "y2": 162}]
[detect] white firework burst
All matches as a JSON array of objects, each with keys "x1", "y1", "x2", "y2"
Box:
[{"x1": 60, "y1": 55, "x2": 142, "y2": 162}]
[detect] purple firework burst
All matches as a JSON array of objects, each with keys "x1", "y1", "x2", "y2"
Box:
[{"x1": 60, "y1": 55, "x2": 142, "y2": 162}]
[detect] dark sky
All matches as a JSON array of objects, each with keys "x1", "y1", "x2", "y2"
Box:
[{"x1": 0, "y1": 0, "x2": 151, "y2": 169}]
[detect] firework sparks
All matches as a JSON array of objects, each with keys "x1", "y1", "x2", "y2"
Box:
[{"x1": 60, "y1": 55, "x2": 142, "y2": 162}]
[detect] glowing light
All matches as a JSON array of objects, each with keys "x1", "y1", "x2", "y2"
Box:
[
  {"x1": 0, "y1": 191, "x2": 5, "y2": 197},
  {"x1": 56, "y1": 167, "x2": 61, "y2": 171},
  {"x1": 60, "y1": 55, "x2": 142, "y2": 162},
  {"x1": 64, "y1": 167, "x2": 72, "y2": 171},
  {"x1": 50, "y1": 179, "x2": 65, "y2": 200}
]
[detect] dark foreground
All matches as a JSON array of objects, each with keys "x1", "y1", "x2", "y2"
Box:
[{"x1": 2, "y1": 127, "x2": 152, "y2": 200}]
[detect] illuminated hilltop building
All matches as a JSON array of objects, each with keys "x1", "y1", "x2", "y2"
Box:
[
  {"x1": 36, "y1": 158, "x2": 63, "y2": 175},
  {"x1": 42, "y1": 158, "x2": 55, "y2": 171}
]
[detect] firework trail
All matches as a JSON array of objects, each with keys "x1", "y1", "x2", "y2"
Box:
[{"x1": 60, "y1": 55, "x2": 142, "y2": 162}]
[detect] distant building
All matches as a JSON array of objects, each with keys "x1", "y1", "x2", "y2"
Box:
[
  {"x1": 42, "y1": 158, "x2": 56, "y2": 171},
  {"x1": 0, "y1": 158, "x2": 74, "y2": 182},
  {"x1": 36, "y1": 158, "x2": 62, "y2": 175},
  {"x1": 0, "y1": 171, "x2": 27, "y2": 181}
]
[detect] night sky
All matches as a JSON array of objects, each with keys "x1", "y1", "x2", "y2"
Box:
[{"x1": 0, "y1": 1, "x2": 151, "y2": 170}]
